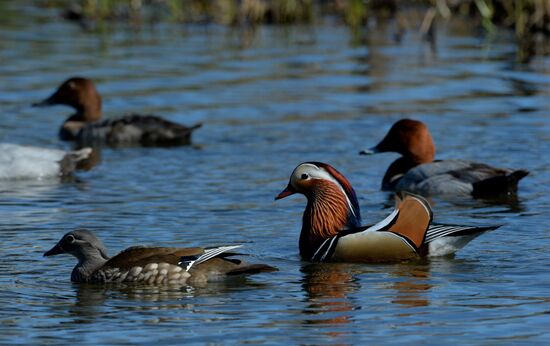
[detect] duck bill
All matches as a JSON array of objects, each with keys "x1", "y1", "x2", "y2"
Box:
[
  {"x1": 275, "y1": 184, "x2": 297, "y2": 200},
  {"x1": 359, "y1": 146, "x2": 381, "y2": 155},
  {"x1": 32, "y1": 92, "x2": 59, "y2": 107},
  {"x1": 43, "y1": 242, "x2": 64, "y2": 257}
]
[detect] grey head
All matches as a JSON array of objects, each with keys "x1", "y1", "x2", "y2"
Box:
[{"x1": 44, "y1": 229, "x2": 110, "y2": 263}]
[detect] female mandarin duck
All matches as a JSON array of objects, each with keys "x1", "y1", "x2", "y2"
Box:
[
  {"x1": 33, "y1": 77, "x2": 202, "y2": 147},
  {"x1": 276, "y1": 162, "x2": 498, "y2": 262},
  {"x1": 360, "y1": 119, "x2": 528, "y2": 198},
  {"x1": 0, "y1": 143, "x2": 91, "y2": 180},
  {"x1": 44, "y1": 229, "x2": 277, "y2": 285}
]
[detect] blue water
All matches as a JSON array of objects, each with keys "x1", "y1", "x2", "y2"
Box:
[{"x1": 0, "y1": 2, "x2": 549, "y2": 344}]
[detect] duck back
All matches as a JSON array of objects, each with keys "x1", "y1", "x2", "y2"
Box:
[
  {"x1": 394, "y1": 159, "x2": 528, "y2": 196},
  {"x1": 77, "y1": 114, "x2": 202, "y2": 147}
]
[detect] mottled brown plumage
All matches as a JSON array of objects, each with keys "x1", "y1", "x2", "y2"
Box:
[
  {"x1": 44, "y1": 229, "x2": 277, "y2": 285},
  {"x1": 102, "y1": 246, "x2": 204, "y2": 270}
]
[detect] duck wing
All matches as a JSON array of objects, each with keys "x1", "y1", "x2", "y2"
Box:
[
  {"x1": 104, "y1": 246, "x2": 205, "y2": 270},
  {"x1": 185, "y1": 245, "x2": 277, "y2": 284},
  {"x1": 92, "y1": 245, "x2": 275, "y2": 285},
  {"x1": 397, "y1": 160, "x2": 522, "y2": 196}
]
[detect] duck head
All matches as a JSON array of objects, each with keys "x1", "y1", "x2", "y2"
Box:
[
  {"x1": 45, "y1": 229, "x2": 109, "y2": 281},
  {"x1": 33, "y1": 77, "x2": 102, "y2": 123},
  {"x1": 360, "y1": 119, "x2": 435, "y2": 163},
  {"x1": 276, "y1": 162, "x2": 361, "y2": 259},
  {"x1": 44, "y1": 229, "x2": 109, "y2": 261},
  {"x1": 360, "y1": 119, "x2": 435, "y2": 190}
]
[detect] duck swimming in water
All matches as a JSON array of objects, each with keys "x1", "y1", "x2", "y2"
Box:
[
  {"x1": 44, "y1": 229, "x2": 277, "y2": 285},
  {"x1": 33, "y1": 77, "x2": 202, "y2": 147},
  {"x1": 276, "y1": 162, "x2": 499, "y2": 262},
  {"x1": 360, "y1": 119, "x2": 528, "y2": 198},
  {"x1": 0, "y1": 143, "x2": 91, "y2": 180}
]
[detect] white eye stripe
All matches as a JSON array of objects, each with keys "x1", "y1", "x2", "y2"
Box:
[{"x1": 294, "y1": 164, "x2": 357, "y2": 220}]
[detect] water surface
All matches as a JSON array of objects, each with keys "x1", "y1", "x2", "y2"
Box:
[{"x1": 0, "y1": 2, "x2": 549, "y2": 344}]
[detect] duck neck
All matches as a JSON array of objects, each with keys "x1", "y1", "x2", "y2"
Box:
[
  {"x1": 68, "y1": 103, "x2": 102, "y2": 124},
  {"x1": 70, "y1": 252, "x2": 108, "y2": 283},
  {"x1": 382, "y1": 157, "x2": 420, "y2": 190},
  {"x1": 61, "y1": 106, "x2": 101, "y2": 140},
  {"x1": 300, "y1": 184, "x2": 359, "y2": 260}
]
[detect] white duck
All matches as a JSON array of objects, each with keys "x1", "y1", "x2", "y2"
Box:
[
  {"x1": 276, "y1": 162, "x2": 499, "y2": 262},
  {"x1": 0, "y1": 143, "x2": 91, "y2": 180}
]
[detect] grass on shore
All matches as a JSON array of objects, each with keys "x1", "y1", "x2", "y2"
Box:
[{"x1": 38, "y1": 0, "x2": 550, "y2": 60}]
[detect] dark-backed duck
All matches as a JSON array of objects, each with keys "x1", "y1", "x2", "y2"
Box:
[
  {"x1": 33, "y1": 77, "x2": 202, "y2": 147},
  {"x1": 360, "y1": 119, "x2": 528, "y2": 198}
]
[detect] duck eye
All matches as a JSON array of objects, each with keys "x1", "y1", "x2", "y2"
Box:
[
  {"x1": 65, "y1": 234, "x2": 75, "y2": 243},
  {"x1": 301, "y1": 173, "x2": 309, "y2": 180}
]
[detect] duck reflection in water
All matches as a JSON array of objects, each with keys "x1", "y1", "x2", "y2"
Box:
[
  {"x1": 387, "y1": 262, "x2": 432, "y2": 309},
  {"x1": 67, "y1": 276, "x2": 271, "y2": 321},
  {"x1": 300, "y1": 261, "x2": 433, "y2": 329},
  {"x1": 301, "y1": 262, "x2": 360, "y2": 327}
]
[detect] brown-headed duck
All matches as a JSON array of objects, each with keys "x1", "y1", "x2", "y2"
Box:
[
  {"x1": 33, "y1": 77, "x2": 202, "y2": 147},
  {"x1": 360, "y1": 119, "x2": 528, "y2": 198},
  {"x1": 275, "y1": 162, "x2": 498, "y2": 262}
]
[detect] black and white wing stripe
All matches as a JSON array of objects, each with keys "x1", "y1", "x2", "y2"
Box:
[
  {"x1": 311, "y1": 236, "x2": 339, "y2": 262},
  {"x1": 179, "y1": 245, "x2": 242, "y2": 271},
  {"x1": 425, "y1": 224, "x2": 499, "y2": 243}
]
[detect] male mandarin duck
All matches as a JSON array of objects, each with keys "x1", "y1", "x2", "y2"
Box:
[
  {"x1": 0, "y1": 143, "x2": 91, "y2": 180},
  {"x1": 44, "y1": 229, "x2": 277, "y2": 285},
  {"x1": 360, "y1": 119, "x2": 528, "y2": 198},
  {"x1": 33, "y1": 77, "x2": 202, "y2": 147},
  {"x1": 276, "y1": 162, "x2": 498, "y2": 262}
]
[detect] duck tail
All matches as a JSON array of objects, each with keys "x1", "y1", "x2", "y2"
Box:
[
  {"x1": 424, "y1": 223, "x2": 500, "y2": 256},
  {"x1": 168, "y1": 122, "x2": 202, "y2": 145},
  {"x1": 472, "y1": 169, "x2": 529, "y2": 198},
  {"x1": 189, "y1": 122, "x2": 203, "y2": 131},
  {"x1": 59, "y1": 147, "x2": 93, "y2": 176}
]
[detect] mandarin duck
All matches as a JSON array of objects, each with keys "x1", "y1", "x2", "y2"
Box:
[
  {"x1": 276, "y1": 162, "x2": 499, "y2": 262},
  {"x1": 33, "y1": 77, "x2": 202, "y2": 147},
  {"x1": 44, "y1": 229, "x2": 277, "y2": 285}
]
